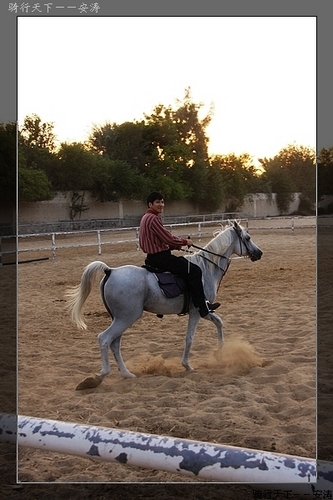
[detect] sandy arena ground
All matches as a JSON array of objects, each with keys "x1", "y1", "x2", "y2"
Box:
[{"x1": 8, "y1": 223, "x2": 318, "y2": 498}]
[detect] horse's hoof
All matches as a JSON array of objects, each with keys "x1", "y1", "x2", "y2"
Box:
[
  {"x1": 76, "y1": 375, "x2": 103, "y2": 390},
  {"x1": 121, "y1": 372, "x2": 136, "y2": 379}
]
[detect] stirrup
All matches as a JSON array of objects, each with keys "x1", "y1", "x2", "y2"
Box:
[{"x1": 207, "y1": 301, "x2": 220, "y2": 311}]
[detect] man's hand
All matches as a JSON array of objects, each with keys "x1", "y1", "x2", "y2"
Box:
[{"x1": 186, "y1": 238, "x2": 193, "y2": 247}]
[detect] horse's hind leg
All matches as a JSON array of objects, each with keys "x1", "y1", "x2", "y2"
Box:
[
  {"x1": 98, "y1": 318, "x2": 137, "y2": 380},
  {"x1": 110, "y1": 335, "x2": 135, "y2": 378}
]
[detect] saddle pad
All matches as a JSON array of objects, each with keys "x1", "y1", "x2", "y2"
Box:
[{"x1": 153, "y1": 272, "x2": 184, "y2": 299}]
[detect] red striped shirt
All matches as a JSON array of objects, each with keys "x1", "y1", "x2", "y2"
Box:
[{"x1": 139, "y1": 209, "x2": 188, "y2": 254}]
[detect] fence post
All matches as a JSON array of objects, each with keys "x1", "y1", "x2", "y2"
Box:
[
  {"x1": 135, "y1": 228, "x2": 139, "y2": 250},
  {"x1": 97, "y1": 230, "x2": 101, "y2": 255},
  {"x1": 51, "y1": 233, "x2": 56, "y2": 259}
]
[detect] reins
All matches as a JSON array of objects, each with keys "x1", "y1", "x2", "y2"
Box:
[
  {"x1": 198, "y1": 252, "x2": 231, "y2": 275},
  {"x1": 181, "y1": 224, "x2": 257, "y2": 292},
  {"x1": 184, "y1": 227, "x2": 248, "y2": 271},
  {"x1": 190, "y1": 243, "x2": 229, "y2": 260},
  {"x1": 183, "y1": 243, "x2": 231, "y2": 275},
  {"x1": 188, "y1": 226, "x2": 250, "y2": 262}
]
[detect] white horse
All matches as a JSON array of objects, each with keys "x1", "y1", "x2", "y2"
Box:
[{"x1": 67, "y1": 220, "x2": 263, "y2": 389}]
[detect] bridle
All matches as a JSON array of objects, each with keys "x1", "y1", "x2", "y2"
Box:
[{"x1": 185, "y1": 228, "x2": 251, "y2": 278}]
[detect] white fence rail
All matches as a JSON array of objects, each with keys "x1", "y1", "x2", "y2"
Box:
[{"x1": 1, "y1": 216, "x2": 316, "y2": 262}]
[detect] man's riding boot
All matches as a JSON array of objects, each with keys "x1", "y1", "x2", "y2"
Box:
[{"x1": 199, "y1": 301, "x2": 221, "y2": 317}]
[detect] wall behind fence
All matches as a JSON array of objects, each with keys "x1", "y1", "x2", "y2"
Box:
[
  {"x1": 19, "y1": 192, "x2": 302, "y2": 230},
  {"x1": 19, "y1": 193, "x2": 201, "y2": 224},
  {"x1": 241, "y1": 193, "x2": 301, "y2": 218}
]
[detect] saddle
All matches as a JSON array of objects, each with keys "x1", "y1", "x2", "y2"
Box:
[{"x1": 142, "y1": 264, "x2": 190, "y2": 316}]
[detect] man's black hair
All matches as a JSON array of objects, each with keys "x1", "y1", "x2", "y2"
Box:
[{"x1": 147, "y1": 191, "x2": 164, "y2": 206}]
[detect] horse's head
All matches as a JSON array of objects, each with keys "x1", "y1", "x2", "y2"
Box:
[{"x1": 231, "y1": 220, "x2": 263, "y2": 261}]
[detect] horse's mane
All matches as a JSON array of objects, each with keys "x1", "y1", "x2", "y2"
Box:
[{"x1": 202, "y1": 223, "x2": 235, "y2": 256}]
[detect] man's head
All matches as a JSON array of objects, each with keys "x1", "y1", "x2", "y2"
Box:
[
  {"x1": 146, "y1": 191, "x2": 164, "y2": 214},
  {"x1": 147, "y1": 191, "x2": 164, "y2": 207}
]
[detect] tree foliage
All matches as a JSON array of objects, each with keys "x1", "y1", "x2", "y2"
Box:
[
  {"x1": 20, "y1": 113, "x2": 56, "y2": 151},
  {"x1": 210, "y1": 153, "x2": 260, "y2": 212},
  {"x1": 90, "y1": 158, "x2": 147, "y2": 202},
  {"x1": 18, "y1": 114, "x2": 60, "y2": 200},
  {"x1": 259, "y1": 144, "x2": 315, "y2": 214},
  {"x1": 55, "y1": 142, "x2": 96, "y2": 191},
  {"x1": 87, "y1": 88, "x2": 215, "y2": 208},
  {"x1": 15, "y1": 104, "x2": 318, "y2": 215},
  {"x1": 19, "y1": 164, "x2": 53, "y2": 202},
  {"x1": 145, "y1": 87, "x2": 214, "y2": 208}
]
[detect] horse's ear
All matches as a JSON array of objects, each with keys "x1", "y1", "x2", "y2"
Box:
[{"x1": 233, "y1": 220, "x2": 242, "y2": 236}]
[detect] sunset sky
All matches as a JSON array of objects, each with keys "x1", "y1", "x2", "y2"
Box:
[{"x1": 18, "y1": 16, "x2": 316, "y2": 162}]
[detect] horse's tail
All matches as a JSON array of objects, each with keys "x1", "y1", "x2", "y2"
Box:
[{"x1": 66, "y1": 261, "x2": 111, "y2": 330}]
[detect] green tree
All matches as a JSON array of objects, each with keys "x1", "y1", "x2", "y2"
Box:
[
  {"x1": 88, "y1": 120, "x2": 152, "y2": 174},
  {"x1": 144, "y1": 88, "x2": 214, "y2": 208},
  {"x1": 87, "y1": 120, "x2": 115, "y2": 157},
  {"x1": 19, "y1": 114, "x2": 60, "y2": 190},
  {"x1": 204, "y1": 161, "x2": 226, "y2": 212},
  {"x1": 19, "y1": 157, "x2": 53, "y2": 202},
  {"x1": 210, "y1": 153, "x2": 259, "y2": 212},
  {"x1": 90, "y1": 157, "x2": 148, "y2": 202},
  {"x1": 88, "y1": 89, "x2": 213, "y2": 206},
  {"x1": 169, "y1": 88, "x2": 213, "y2": 208},
  {"x1": 259, "y1": 144, "x2": 315, "y2": 214},
  {"x1": 20, "y1": 113, "x2": 56, "y2": 151},
  {"x1": 172, "y1": 87, "x2": 213, "y2": 164},
  {"x1": 55, "y1": 142, "x2": 97, "y2": 191},
  {"x1": 278, "y1": 144, "x2": 315, "y2": 209},
  {"x1": 261, "y1": 163, "x2": 295, "y2": 214},
  {"x1": 89, "y1": 156, "x2": 117, "y2": 202},
  {"x1": 143, "y1": 108, "x2": 194, "y2": 200}
]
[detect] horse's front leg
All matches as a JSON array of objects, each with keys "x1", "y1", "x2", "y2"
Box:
[
  {"x1": 181, "y1": 311, "x2": 200, "y2": 371},
  {"x1": 204, "y1": 311, "x2": 224, "y2": 347}
]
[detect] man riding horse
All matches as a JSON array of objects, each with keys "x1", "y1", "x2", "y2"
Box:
[{"x1": 139, "y1": 192, "x2": 221, "y2": 317}]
